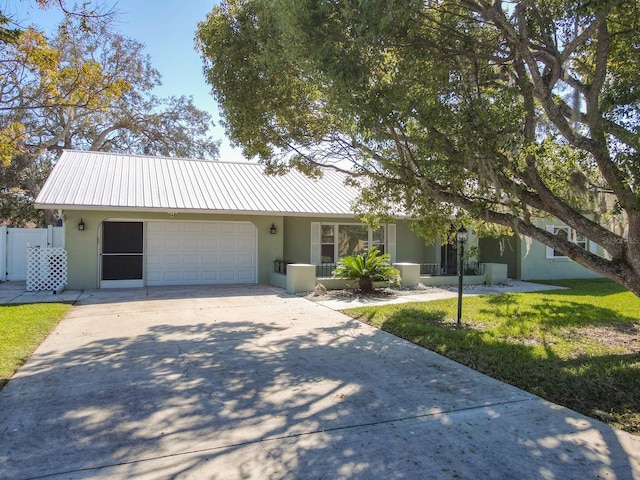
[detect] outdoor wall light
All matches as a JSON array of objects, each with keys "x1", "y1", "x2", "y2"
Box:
[
  {"x1": 78, "y1": 218, "x2": 85, "y2": 231},
  {"x1": 270, "y1": 223, "x2": 277, "y2": 235}
]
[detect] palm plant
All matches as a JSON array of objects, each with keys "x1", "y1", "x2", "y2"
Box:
[{"x1": 332, "y1": 247, "x2": 401, "y2": 294}]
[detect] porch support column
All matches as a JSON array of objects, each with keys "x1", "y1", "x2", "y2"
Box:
[
  {"x1": 286, "y1": 264, "x2": 317, "y2": 294},
  {"x1": 394, "y1": 262, "x2": 420, "y2": 288}
]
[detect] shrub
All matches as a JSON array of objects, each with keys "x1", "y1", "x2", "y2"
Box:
[{"x1": 332, "y1": 247, "x2": 401, "y2": 294}]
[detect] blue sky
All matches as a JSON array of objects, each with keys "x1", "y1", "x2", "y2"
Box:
[{"x1": 6, "y1": 0, "x2": 245, "y2": 162}]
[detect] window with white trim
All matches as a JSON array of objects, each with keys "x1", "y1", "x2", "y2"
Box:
[
  {"x1": 546, "y1": 225, "x2": 588, "y2": 259},
  {"x1": 316, "y1": 224, "x2": 386, "y2": 264}
]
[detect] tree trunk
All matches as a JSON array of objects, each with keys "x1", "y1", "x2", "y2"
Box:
[{"x1": 358, "y1": 275, "x2": 374, "y2": 294}]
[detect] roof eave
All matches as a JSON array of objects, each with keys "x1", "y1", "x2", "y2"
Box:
[{"x1": 34, "y1": 203, "x2": 372, "y2": 218}]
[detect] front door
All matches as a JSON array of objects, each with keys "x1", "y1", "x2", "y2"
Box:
[
  {"x1": 100, "y1": 221, "x2": 144, "y2": 288},
  {"x1": 441, "y1": 243, "x2": 458, "y2": 275}
]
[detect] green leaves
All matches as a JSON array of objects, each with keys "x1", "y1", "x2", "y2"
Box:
[
  {"x1": 198, "y1": 0, "x2": 640, "y2": 296},
  {"x1": 332, "y1": 247, "x2": 401, "y2": 293},
  {"x1": 0, "y1": 15, "x2": 219, "y2": 225}
]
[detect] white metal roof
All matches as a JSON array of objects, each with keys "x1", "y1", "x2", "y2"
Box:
[{"x1": 35, "y1": 150, "x2": 361, "y2": 216}]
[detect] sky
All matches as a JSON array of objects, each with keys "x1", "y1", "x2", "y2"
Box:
[{"x1": 5, "y1": 0, "x2": 246, "y2": 162}]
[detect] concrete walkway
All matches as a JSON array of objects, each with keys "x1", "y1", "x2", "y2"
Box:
[
  {"x1": 308, "y1": 279, "x2": 567, "y2": 310},
  {"x1": 0, "y1": 285, "x2": 638, "y2": 479},
  {"x1": 0, "y1": 281, "x2": 83, "y2": 304}
]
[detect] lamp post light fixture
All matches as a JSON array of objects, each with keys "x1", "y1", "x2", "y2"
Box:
[{"x1": 456, "y1": 226, "x2": 468, "y2": 328}]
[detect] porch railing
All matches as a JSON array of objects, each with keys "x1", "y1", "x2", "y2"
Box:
[
  {"x1": 420, "y1": 261, "x2": 484, "y2": 276},
  {"x1": 465, "y1": 261, "x2": 485, "y2": 276},
  {"x1": 316, "y1": 263, "x2": 337, "y2": 278},
  {"x1": 273, "y1": 259, "x2": 296, "y2": 274},
  {"x1": 419, "y1": 263, "x2": 440, "y2": 275},
  {"x1": 276, "y1": 260, "x2": 485, "y2": 278}
]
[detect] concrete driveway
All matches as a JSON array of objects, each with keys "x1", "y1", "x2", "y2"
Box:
[{"x1": 0, "y1": 285, "x2": 638, "y2": 479}]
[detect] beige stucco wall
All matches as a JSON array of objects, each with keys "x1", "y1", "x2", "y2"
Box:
[
  {"x1": 283, "y1": 216, "x2": 314, "y2": 263},
  {"x1": 63, "y1": 210, "x2": 284, "y2": 290},
  {"x1": 395, "y1": 221, "x2": 438, "y2": 264},
  {"x1": 479, "y1": 236, "x2": 520, "y2": 279},
  {"x1": 64, "y1": 211, "x2": 441, "y2": 290},
  {"x1": 282, "y1": 216, "x2": 436, "y2": 264},
  {"x1": 520, "y1": 220, "x2": 604, "y2": 281}
]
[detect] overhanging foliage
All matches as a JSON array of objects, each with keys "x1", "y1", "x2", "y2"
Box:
[{"x1": 197, "y1": 0, "x2": 640, "y2": 296}]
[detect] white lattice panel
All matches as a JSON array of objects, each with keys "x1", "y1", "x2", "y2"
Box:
[{"x1": 26, "y1": 247, "x2": 68, "y2": 292}]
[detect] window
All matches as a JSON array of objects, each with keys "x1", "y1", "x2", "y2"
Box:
[
  {"x1": 315, "y1": 224, "x2": 386, "y2": 264},
  {"x1": 321, "y1": 225, "x2": 335, "y2": 263},
  {"x1": 338, "y1": 224, "x2": 369, "y2": 258},
  {"x1": 546, "y1": 225, "x2": 589, "y2": 259},
  {"x1": 552, "y1": 226, "x2": 570, "y2": 257}
]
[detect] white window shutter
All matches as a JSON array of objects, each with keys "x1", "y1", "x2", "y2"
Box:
[
  {"x1": 310, "y1": 222, "x2": 321, "y2": 265},
  {"x1": 387, "y1": 224, "x2": 396, "y2": 263}
]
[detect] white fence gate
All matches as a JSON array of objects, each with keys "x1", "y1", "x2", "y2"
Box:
[{"x1": 0, "y1": 226, "x2": 64, "y2": 281}]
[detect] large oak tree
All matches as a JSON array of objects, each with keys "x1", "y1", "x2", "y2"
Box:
[
  {"x1": 0, "y1": 17, "x2": 219, "y2": 225},
  {"x1": 197, "y1": 0, "x2": 640, "y2": 296}
]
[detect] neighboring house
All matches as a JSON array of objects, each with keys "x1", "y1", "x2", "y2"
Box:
[
  {"x1": 480, "y1": 222, "x2": 606, "y2": 281},
  {"x1": 35, "y1": 150, "x2": 603, "y2": 291}
]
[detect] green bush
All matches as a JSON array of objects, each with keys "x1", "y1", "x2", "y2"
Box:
[{"x1": 332, "y1": 247, "x2": 401, "y2": 294}]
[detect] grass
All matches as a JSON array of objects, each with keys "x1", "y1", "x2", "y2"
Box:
[
  {"x1": 342, "y1": 278, "x2": 640, "y2": 434},
  {"x1": 0, "y1": 303, "x2": 71, "y2": 390}
]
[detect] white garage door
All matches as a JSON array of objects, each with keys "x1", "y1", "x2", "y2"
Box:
[{"x1": 146, "y1": 221, "x2": 257, "y2": 286}]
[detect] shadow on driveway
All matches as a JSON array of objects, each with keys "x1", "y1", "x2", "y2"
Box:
[{"x1": 0, "y1": 288, "x2": 638, "y2": 479}]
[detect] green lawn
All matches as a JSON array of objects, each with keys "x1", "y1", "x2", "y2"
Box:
[
  {"x1": 342, "y1": 279, "x2": 640, "y2": 434},
  {"x1": 0, "y1": 303, "x2": 71, "y2": 390}
]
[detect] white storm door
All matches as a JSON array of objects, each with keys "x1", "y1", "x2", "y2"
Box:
[{"x1": 100, "y1": 221, "x2": 144, "y2": 288}]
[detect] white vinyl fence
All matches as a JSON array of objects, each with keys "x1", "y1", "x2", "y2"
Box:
[{"x1": 0, "y1": 226, "x2": 64, "y2": 282}]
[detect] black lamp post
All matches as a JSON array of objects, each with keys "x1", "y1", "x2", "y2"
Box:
[{"x1": 456, "y1": 226, "x2": 468, "y2": 328}]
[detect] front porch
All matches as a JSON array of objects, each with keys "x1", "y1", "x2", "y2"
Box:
[{"x1": 270, "y1": 261, "x2": 508, "y2": 294}]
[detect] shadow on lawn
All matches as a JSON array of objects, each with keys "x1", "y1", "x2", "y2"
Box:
[
  {"x1": 374, "y1": 306, "x2": 640, "y2": 435},
  {"x1": 482, "y1": 292, "x2": 638, "y2": 330},
  {"x1": 530, "y1": 278, "x2": 634, "y2": 297}
]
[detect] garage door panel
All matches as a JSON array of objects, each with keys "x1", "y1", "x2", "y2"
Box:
[
  {"x1": 164, "y1": 254, "x2": 180, "y2": 265},
  {"x1": 201, "y1": 255, "x2": 218, "y2": 265},
  {"x1": 146, "y1": 254, "x2": 161, "y2": 265},
  {"x1": 219, "y1": 270, "x2": 237, "y2": 282},
  {"x1": 202, "y1": 223, "x2": 220, "y2": 233},
  {"x1": 237, "y1": 254, "x2": 255, "y2": 265},
  {"x1": 146, "y1": 221, "x2": 257, "y2": 286},
  {"x1": 146, "y1": 222, "x2": 163, "y2": 233},
  {"x1": 183, "y1": 271, "x2": 200, "y2": 282},
  {"x1": 183, "y1": 238, "x2": 200, "y2": 250},
  {"x1": 164, "y1": 238, "x2": 181, "y2": 249},
  {"x1": 163, "y1": 223, "x2": 183, "y2": 233},
  {"x1": 202, "y1": 239, "x2": 218, "y2": 249},
  {"x1": 202, "y1": 271, "x2": 220, "y2": 281},
  {"x1": 183, "y1": 254, "x2": 200, "y2": 265},
  {"x1": 147, "y1": 237, "x2": 162, "y2": 249},
  {"x1": 219, "y1": 238, "x2": 236, "y2": 249},
  {"x1": 218, "y1": 223, "x2": 238, "y2": 234},
  {"x1": 237, "y1": 270, "x2": 256, "y2": 282},
  {"x1": 237, "y1": 238, "x2": 255, "y2": 249},
  {"x1": 219, "y1": 254, "x2": 237, "y2": 266},
  {"x1": 237, "y1": 223, "x2": 255, "y2": 234}
]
